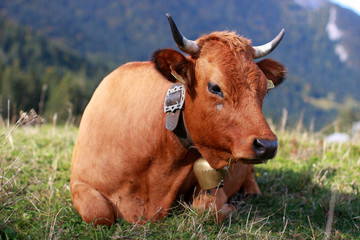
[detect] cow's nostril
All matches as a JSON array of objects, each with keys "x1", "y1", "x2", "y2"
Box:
[
  {"x1": 253, "y1": 139, "x2": 278, "y2": 159},
  {"x1": 253, "y1": 139, "x2": 266, "y2": 155}
]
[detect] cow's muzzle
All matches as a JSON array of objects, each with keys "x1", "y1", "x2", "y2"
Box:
[{"x1": 253, "y1": 139, "x2": 278, "y2": 160}]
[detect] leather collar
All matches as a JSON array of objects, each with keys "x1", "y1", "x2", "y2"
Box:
[{"x1": 164, "y1": 83, "x2": 197, "y2": 150}]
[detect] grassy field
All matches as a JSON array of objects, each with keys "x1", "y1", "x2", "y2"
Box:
[{"x1": 1, "y1": 121, "x2": 359, "y2": 239}]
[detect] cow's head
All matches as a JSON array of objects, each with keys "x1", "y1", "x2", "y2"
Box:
[{"x1": 153, "y1": 14, "x2": 286, "y2": 169}]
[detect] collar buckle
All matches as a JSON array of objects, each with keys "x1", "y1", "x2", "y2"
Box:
[{"x1": 164, "y1": 84, "x2": 185, "y2": 113}]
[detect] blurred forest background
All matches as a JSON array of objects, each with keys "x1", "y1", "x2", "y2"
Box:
[{"x1": 0, "y1": 0, "x2": 359, "y2": 130}]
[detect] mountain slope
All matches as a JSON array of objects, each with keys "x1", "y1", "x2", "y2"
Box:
[
  {"x1": 0, "y1": 0, "x2": 359, "y2": 128},
  {"x1": 0, "y1": 16, "x2": 109, "y2": 120}
]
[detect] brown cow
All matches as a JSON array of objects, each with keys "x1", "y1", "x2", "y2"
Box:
[{"x1": 70, "y1": 14, "x2": 286, "y2": 226}]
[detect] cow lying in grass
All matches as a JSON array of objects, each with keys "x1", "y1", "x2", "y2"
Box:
[{"x1": 70, "y1": 14, "x2": 286, "y2": 226}]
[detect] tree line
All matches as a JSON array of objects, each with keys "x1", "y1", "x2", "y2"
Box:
[{"x1": 0, "y1": 17, "x2": 110, "y2": 123}]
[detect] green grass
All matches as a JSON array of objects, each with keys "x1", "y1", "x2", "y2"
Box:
[{"x1": 1, "y1": 124, "x2": 359, "y2": 239}]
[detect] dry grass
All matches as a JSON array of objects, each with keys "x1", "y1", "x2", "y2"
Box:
[{"x1": 0, "y1": 122, "x2": 359, "y2": 239}]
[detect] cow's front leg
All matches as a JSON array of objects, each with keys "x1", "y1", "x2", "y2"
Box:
[
  {"x1": 191, "y1": 162, "x2": 261, "y2": 222},
  {"x1": 222, "y1": 162, "x2": 261, "y2": 199},
  {"x1": 239, "y1": 164, "x2": 261, "y2": 197},
  {"x1": 71, "y1": 182, "x2": 115, "y2": 226}
]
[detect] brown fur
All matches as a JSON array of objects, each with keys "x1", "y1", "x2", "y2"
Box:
[{"x1": 70, "y1": 31, "x2": 286, "y2": 226}]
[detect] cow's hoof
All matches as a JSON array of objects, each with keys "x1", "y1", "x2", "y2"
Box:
[
  {"x1": 240, "y1": 180, "x2": 262, "y2": 197},
  {"x1": 222, "y1": 203, "x2": 235, "y2": 214},
  {"x1": 216, "y1": 203, "x2": 235, "y2": 222}
]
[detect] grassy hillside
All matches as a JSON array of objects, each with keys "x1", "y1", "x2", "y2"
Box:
[{"x1": 1, "y1": 121, "x2": 359, "y2": 239}]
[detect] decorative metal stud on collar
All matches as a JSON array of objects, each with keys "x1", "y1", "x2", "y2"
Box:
[
  {"x1": 164, "y1": 84, "x2": 185, "y2": 114},
  {"x1": 164, "y1": 83, "x2": 186, "y2": 132}
]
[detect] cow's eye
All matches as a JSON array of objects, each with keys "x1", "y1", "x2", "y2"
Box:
[{"x1": 208, "y1": 82, "x2": 224, "y2": 98}]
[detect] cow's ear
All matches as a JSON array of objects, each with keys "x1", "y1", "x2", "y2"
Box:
[
  {"x1": 256, "y1": 58, "x2": 286, "y2": 87},
  {"x1": 152, "y1": 49, "x2": 195, "y2": 87}
]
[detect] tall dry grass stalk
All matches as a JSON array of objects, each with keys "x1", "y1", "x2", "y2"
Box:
[
  {"x1": 296, "y1": 109, "x2": 304, "y2": 132},
  {"x1": 1, "y1": 109, "x2": 43, "y2": 149},
  {"x1": 65, "y1": 103, "x2": 73, "y2": 129},
  {"x1": 325, "y1": 189, "x2": 337, "y2": 239},
  {"x1": 280, "y1": 108, "x2": 288, "y2": 134},
  {"x1": 38, "y1": 84, "x2": 48, "y2": 117}
]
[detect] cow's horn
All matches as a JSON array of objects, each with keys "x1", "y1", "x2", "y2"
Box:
[
  {"x1": 166, "y1": 13, "x2": 200, "y2": 57},
  {"x1": 253, "y1": 29, "x2": 285, "y2": 59}
]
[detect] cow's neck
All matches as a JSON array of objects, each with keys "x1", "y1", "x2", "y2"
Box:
[{"x1": 173, "y1": 110, "x2": 197, "y2": 150}]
